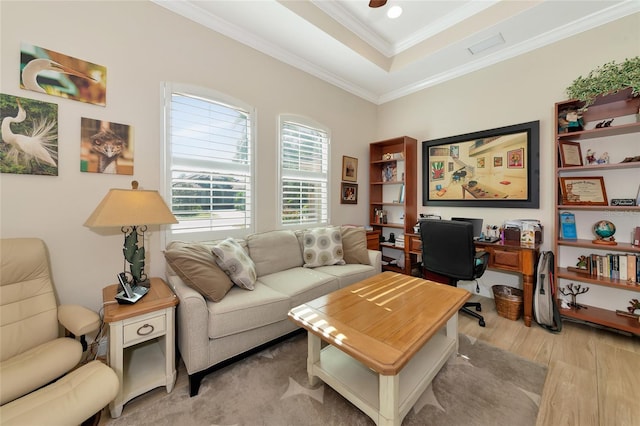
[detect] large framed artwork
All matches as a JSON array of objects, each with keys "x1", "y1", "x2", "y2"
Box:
[{"x1": 422, "y1": 121, "x2": 540, "y2": 208}]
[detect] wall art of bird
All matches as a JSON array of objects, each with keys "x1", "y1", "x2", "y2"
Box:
[
  {"x1": 21, "y1": 58, "x2": 97, "y2": 94},
  {"x1": 1, "y1": 98, "x2": 57, "y2": 169}
]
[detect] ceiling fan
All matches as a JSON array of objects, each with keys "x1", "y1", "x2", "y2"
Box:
[{"x1": 369, "y1": 0, "x2": 387, "y2": 8}]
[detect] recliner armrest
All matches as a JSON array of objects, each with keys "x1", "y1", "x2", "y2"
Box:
[{"x1": 57, "y1": 305, "x2": 100, "y2": 337}]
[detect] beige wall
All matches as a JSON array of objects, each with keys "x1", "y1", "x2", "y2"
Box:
[
  {"x1": 1, "y1": 1, "x2": 638, "y2": 311},
  {"x1": 0, "y1": 1, "x2": 376, "y2": 311}
]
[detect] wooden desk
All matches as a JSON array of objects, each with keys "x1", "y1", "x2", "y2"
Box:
[{"x1": 407, "y1": 234, "x2": 540, "y2": 327}]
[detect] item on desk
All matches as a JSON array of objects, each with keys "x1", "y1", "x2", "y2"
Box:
[{"x1": 504, "y1": 219, "x2": 543, "y2": 244}]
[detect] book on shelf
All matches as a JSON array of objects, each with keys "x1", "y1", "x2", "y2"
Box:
[
  {"x1": 582, "y1": 253, "x2": 640, "y2": 283},
  {"x1": 559, "y1": 212, "x2": 577, "y2": 239}
]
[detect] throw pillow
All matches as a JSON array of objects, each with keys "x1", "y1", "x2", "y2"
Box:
[
  {"x1": 164, "y1": 241, "x2": 233, "y2": 302},
  {"x1": 211, "y1": 238, "x2": 257, "y2": 290},
  {"x1": 341, "y1": 226, "x2": 370, "y2": 265},
  {"x1": 302, "y1": 226, "x2": 345, "y2": 268}
]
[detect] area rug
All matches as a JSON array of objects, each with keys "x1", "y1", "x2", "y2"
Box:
[{"x1": 106, "y1": 333, "x2": 546, "y2": 426}]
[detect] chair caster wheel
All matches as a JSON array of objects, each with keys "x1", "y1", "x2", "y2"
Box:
[
  {"x1": 479, "y1": 319, "x2": 486, "y2": 327},
  {"x1": 476, "y1": 306, "x2": 482, "y2": 312}
]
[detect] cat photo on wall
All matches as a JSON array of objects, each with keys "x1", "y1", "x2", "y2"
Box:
[{"x1": 80, "y1": 117, "x2": 133, "y2": 175}]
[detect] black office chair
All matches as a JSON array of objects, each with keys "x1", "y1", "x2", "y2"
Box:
[{"x1": 420, "y1": 219, "x2": 489, "y2": 327}]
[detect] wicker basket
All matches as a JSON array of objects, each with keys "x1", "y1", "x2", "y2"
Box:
[{"x1": 492, "y1": 285, "x2": 523, "y2": 321}]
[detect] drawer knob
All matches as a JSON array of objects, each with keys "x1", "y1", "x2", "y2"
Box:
[{"x1": 137, "y1": 324, "x2": 155, "y2": 336}]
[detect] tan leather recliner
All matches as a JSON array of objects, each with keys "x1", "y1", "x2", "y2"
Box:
[{"x1": 0, "y1": 238, "x2": 119, "y2": 425}]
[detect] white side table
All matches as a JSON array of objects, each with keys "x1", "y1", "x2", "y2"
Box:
[{"x1": 102, "y1": 277, "x2": 179, "y2": 418}]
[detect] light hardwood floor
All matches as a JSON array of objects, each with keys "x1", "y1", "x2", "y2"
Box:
[
  {"x1": 100, "y1": 294, "x2": 640, "y2": 425},
  {"x1": 460, "y1": 294, "x2": 640, "y2": 426}
]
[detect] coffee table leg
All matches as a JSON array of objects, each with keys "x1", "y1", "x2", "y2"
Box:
[
  {"x1": 379, "y1": 374, "x2": 400, "y2": 426},
  {"x1": 446, "y1": 313, "x2": 459, "y2": 359},
  {"x1": 307, "y1": 332, "x2": 321, "y2": 386}
]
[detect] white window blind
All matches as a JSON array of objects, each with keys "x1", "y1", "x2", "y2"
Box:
[
  {"x1": 280, "y1": 117, "x2": 329, "y2": 226},
  {"x1": 164, "y1": 85, "x2": 254, "y2": 240}
]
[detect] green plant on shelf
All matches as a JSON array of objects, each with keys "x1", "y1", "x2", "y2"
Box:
[{"x1": 565, "y1": 57, "x2": 640, "y2": 108}]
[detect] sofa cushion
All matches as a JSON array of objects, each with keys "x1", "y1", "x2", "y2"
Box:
[
  {"x1": 247, "y1": 230, "x2": 303, "y2": 277},
  {"x1": 207, "y1": 283, "x2": 290, "y2": 339},
  {"x1": 314, "y1": 263, "x2": 378, "y2": 289},
  {"x1": 164, "y1": 241, "x2": 233, "y2": 302},
  {"x1": 302, "y1": 226, "x2": 345, "y2": 268},
  {"x1": 341, "y1": 226, "x2": 370, "y2": 265},
  {"x1": 258, "y1": 267, "x2": 339, "y2": 308},
  {"x1": 211, "y1": 238, "x2": 257, "y2": 290}
]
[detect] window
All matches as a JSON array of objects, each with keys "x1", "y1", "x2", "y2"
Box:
[
  {"x1": 279, "y1": 115, "x2": 330, "y2": 226},
  {"x1": 162, "y1": 83, "x2": 254, "y2": 241}
]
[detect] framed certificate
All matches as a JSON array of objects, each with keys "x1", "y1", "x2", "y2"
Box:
[
  {"x1": 558, "y1": 141, "x2": 583, "y2": 167},
  {"x1": 559, "y1": 176, "x2": 608, "y2": 206}
]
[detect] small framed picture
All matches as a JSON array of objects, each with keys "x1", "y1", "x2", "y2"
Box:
[
  {"x1": 558, "y1": 141, "x2": 583, "y2": 167},
  {"x1": 559, "y1": 176, "x2": 608, "y2": 206},
  {"x1": 507, "y1": 148, "x2": 524, "y2": 168},
  {"x1": 341, "y1": 182, "x2": 358, "y2": 204},
  {"x1": 493, "y1": 156, "x2": 503, "y2": 167},
  {"x1": 342, "y1": 156, "x2": 357, "y2": 182}
]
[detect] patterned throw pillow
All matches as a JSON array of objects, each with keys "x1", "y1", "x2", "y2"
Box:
[
  {"x1": 211, "y1": 238, "x2": 257, "y2": 290},
  {"x1": 302, "y1": 226, "x2": 345, "y2": 268}
]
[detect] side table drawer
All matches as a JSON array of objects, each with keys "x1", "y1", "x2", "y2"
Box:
[{"x1": 123, "y1": 313, "x2": 166, "y2": 346}]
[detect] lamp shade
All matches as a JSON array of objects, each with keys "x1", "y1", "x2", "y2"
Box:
[{"x1": 84, "y1": 185, "x2": 178, "y2": 228}]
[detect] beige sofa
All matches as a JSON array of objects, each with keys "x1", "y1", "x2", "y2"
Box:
[{"x1": 164, "y1": 227, "x2": 381, "y2": 396}]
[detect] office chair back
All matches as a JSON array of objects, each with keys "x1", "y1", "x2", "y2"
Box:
[{"x1": 420, "y1": 219, "x2": 476, "y2": 281}]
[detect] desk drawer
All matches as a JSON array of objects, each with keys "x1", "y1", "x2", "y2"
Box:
[
  {"x1": 491, "y1": 248, "x2": 520, "y2": 270},
  {"x1": 123, "y1": 313, "x2": 166, "y2": 345}
]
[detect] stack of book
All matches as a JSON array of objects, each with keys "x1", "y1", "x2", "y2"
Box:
[
  {"x1": 570, "y1": 253, "x2": 640, "y2": 283},
  {"x1": 394, "y1": 234, "x2": 405, "y2": 248}
]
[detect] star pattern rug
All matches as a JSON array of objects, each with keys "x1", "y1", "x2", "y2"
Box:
[{"x1": 106, "y1": 333, "x2": 546, "y2": 426}]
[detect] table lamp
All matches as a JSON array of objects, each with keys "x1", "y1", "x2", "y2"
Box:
[{"x1": 84, "y1": 181, "x2": 177, "y2": 288}]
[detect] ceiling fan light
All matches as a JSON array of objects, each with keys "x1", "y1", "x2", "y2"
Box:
[{"x1": 387, "y1": 6, "x2": 402, "y2": 19}]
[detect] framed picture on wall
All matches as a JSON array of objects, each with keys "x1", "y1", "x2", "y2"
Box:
[
  {"x1": 507, "y1": 148, "x2": 524, "y2": 168},
  {"x1": 422, "y1": 120, "x2": 540, "y2": 208},
  {"x1": 341, "y1": 182, "x2": 357, "y2": 204},
  {"x1": 342, "y1": 156, "x2": 357, "y2": 182}
]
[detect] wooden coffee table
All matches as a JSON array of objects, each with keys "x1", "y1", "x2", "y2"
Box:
[{"x1": 288, "y1": 272, "x2": 470, "y2": 426}]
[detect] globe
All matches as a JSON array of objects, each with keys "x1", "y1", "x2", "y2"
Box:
[{"x1": 593, "y1": 220, "x2": 616, "y2": 243}]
